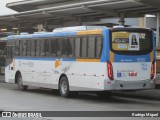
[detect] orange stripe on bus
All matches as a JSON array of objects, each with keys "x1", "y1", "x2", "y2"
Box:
[
  {"x1": 77, "y1": 30, "x2": 102, "y2": 35},
  {"x1": 76, "y1": 59, "x2": 100, "y2": 62},
  {"x1": 110, "y1": 51, "x2": 114, "y2": 62},
  {"x1": 150, "y1": 51, "x2": 154, "y2": 62}
]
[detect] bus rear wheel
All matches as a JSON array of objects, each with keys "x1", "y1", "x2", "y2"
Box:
[{"x1": 17, "y1": 74, "x2": 28, "y2": 91}]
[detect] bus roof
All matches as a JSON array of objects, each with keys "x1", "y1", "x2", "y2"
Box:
[
  {"x1": 6, "y1": 26, "x2": 151, "y2": 40},
  {"x1": 7, "y1": 26, "x2": 106, "y2": 40}
]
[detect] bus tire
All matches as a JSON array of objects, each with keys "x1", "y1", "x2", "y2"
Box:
[
  {"x1": 59, "y1": 76, "x2": 78, "y2": 98},
  {"x1": 17, "y1": 74, "x2": 28, "y2": 91},
  {"x1": 59, "y1": 76, "x2": 70, "y2": 97},
  {"x1": 59, "y1": 76, "x2": 71, "y2": 98}
]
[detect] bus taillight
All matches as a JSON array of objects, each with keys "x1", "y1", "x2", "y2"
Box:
[
  {"x1": 107, "y1": 61, "x2": 114, "y2": 80},
  {"x1": 150, "y1": 61, "x2": 155, "y2": 79}
]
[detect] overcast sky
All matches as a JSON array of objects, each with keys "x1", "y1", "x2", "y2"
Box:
[{"x1": 0, "y1": 0, "x2": 23, "y2": 16}]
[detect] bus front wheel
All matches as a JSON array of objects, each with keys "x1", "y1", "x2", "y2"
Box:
[
  {"x1": 17, "y1": 74, "x2": 28, "y2": 91},
  {"x1": 59, "y1": 76, "x2": 70, "y2": 98}
]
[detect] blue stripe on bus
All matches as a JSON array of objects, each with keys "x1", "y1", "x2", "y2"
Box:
[
  {"x1": 100, "y1": 28, "x2": 110, "y2": 62},
  {"x1": 16, "y1": 35, "x2": 32, "y2": 39},
  {"x1": 7, "y1": 35, "x2": 32, "y2": 40},
  {"x1": 113, "y1": 54, "x2": 150, "y2": 62},
  {"x1": 15, "y1": 57, "x2": 76, "y2": 61},
  {"x1": 32, "y1": 32, "x2": 77, "y2": 38},
  {"x1": 7, "y1": 32, "x2": 77, "y2": 40}
]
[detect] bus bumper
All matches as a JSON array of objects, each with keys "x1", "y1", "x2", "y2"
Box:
[{"x1": 104, "y1": 79, "x2": 155, "y2": 90}]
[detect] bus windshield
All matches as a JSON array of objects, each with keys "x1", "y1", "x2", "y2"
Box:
[{"x1": 111, "y1": 28, "x2": 153, "y2": 55}]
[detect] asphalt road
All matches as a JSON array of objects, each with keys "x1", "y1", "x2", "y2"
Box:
[{"x1": 0, "y1": 81, "x2": 160, "y2": 120}]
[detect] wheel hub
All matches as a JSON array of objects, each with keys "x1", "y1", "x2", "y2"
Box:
[{"x1": 61, "y1": 81, "x2": 67, "y2": 94}]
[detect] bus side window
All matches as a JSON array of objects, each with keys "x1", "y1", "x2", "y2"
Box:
[
  {"x1": 27, "y1": 40, "x2": 31, "y2": 56},
  {"x1": 6, "y1": 46, "x2": 9, "y2": 59},
  {"x1": 45, "y1": 39, "x2": 50, "y2": 56},
  {"x1": 61, "y1": 38, "x2": 73, "y2": 57},
  {"x1": 19, "y1": 40, "x2": 23, "y2": 56},
  {"x1": 81, "y1": 37, "x2": 88, "y2": 58},
  {"x1": 69, "y1": 38, "x2": 74, "y2": 57},
  {"x1": 15, "y1": 40, "x2": 19, "y2": 56},
  {"x1": 75, "y1": 37, "x2": 81, "y2": 58},
  {"x1": 31, "y1": 40, "x2": 35, "y2": 56},
  {"x1": 96, "y1": 36, "x2": 102, "y2": 58},
  {"x1": 34, "y1": 40, "x2": 37, "y2": 56},
  {"x1": 88, "y1": 36, "x2": 96, "y2": 58},
  {"x1": 57, "y1": 38, "x2": 61, "y2": 57},
  {"x1": 50, "y1": 38, "x2": 57, "y2": 57},
  {"x1": 6, "y1": 46, "x2": 13, "y2": 59},
  {"x1": 23, "y1": 40, "x2": 27, "y2": 56},
  {"x1": 40, "y1": 39, "x2": 46, "y2": 56},
  {"x1": 36, "y1": 40, "x2": 40, "y2": 57},
  {"x1": 61, "y1": 38, "x2": 68, "y2": 57}
]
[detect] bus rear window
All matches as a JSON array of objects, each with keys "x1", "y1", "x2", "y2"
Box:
[{"x1": 111, "y1": 29, "x2": 153, "y2": 55}]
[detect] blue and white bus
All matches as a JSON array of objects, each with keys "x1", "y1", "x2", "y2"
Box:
[{"x1": 5, "y1": 26, "x2": 156, "y2": 97}]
